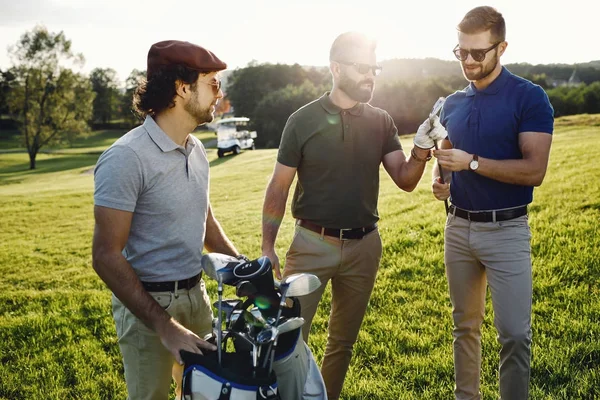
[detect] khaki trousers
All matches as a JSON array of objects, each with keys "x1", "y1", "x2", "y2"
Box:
[
  {"x1": 444, "y1": 214, "x2": 532, "y2": 400},
  {"x1": 112, "y1": 279, "x2": 213, "y2": 400},
  {"x1": 283, "y1": 224, "x2": 382, "y2": 400}
]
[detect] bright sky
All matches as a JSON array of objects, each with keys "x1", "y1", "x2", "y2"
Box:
[{"x1": 0, "y1": 0, "x2": 598, "y2": 84}]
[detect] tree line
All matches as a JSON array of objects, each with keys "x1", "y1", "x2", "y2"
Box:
[{"x1": 1, "y1": 26, "x2": 599, "y2": 169}]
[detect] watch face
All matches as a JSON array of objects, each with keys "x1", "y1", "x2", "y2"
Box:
[{"x1": 469, "y1": 160, "x2": 479, "y2": 170}]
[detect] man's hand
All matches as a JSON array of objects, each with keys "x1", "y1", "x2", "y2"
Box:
[
  {"x1": 433, "y1": 148, "x2": 472, "y2": 171},
  {"x1": 262, "y1": 249, "x2": 282, "y2": 280},
  {"x1": 158, "y1": 318, "x2": 217, "y2": 365},
  {"x1": 414, "y1": 115, "x2": 448, "y2": 149},
  {"x1": 432, "y1": 177, "x2": 450, "y2": 201}
]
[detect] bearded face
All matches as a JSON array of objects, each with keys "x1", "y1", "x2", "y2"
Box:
[
  {"x1": 184, "y1": 82, "x2": 218, "y2": 126},
  {"x1": 338, "y1": 67, "x2": 375, "y2": 103},
  {"x1": 460, "y1": 48, "x2": 500, "y2": 82}
]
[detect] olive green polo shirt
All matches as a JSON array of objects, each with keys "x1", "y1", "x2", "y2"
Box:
[{"x1": 277, "y1": 92, "x2": 402, "y2": 229}]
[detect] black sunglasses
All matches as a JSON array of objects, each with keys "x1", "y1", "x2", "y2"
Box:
[
  {"x1": 453, "y1": 43, "x2": 500, "y2": 62},
  {"x1": 336, "y1": 61, "x2": 382, "y2": 76}
]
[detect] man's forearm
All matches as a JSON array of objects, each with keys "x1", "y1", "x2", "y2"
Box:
[
  {"x1": 397, "y1": 148, "x2": 429, "y2": 191},
  {"x1": 93, "y1": 253, "x2": 172, "y2": 334},
  {"x1": 262, "y1": 183, "x2": 288, "y2": 252},
  {"x1": 476, "y1": 157, "x2": 547, "y2": 186}
]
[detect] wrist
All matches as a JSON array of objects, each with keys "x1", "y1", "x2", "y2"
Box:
[{"x1": 411, "y1": 147, "x2": 432, "y2": 162}]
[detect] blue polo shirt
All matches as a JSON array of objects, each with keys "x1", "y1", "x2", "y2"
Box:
[{"x1": 440, "y1": 67, "x2": 554, "y2": 211}]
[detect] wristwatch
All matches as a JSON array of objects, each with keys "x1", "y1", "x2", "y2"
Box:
[{"x1": 469, "y1": 154, "x2": 479, "y2": 171}]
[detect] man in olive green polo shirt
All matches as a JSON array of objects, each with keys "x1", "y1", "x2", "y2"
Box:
[{"x1": 261, "y1": 31, "x2": 446, "y2": 399}]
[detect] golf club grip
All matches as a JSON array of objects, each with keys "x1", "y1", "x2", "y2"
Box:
[{"x1": 433, "y1": 141, "x2": 450, "y2": 215}]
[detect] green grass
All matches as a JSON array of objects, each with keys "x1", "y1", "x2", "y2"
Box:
[
  {"x1": 0, "y1": 127, "x2": 216, "y2": 153},
  {"x1": 0, "y1": 115, "x2": 599, "y2": 399}
]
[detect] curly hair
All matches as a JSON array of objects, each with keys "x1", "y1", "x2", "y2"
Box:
[{"x1": 132, "y1": 65, "x2": 200, "y2": 118}]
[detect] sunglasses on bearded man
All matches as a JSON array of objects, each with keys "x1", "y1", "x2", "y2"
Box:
[
  {"x1": 453, "y1": 42, "x2": 501, "y2": 62},
  {"x1": 335, "y1": 60, "x2": 382, "y2": 76}
]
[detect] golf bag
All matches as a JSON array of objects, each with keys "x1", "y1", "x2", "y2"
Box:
[
  {"x1": 180, "y1": 349, "x2": 280, "y2": 400},
  {"x1": 189, "y1": 254, "x2": 327, "y2": 400}
]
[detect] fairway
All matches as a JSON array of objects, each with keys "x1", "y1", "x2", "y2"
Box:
[{"x1": 0, "y1": 117, "x2": 598, "y2": 399}]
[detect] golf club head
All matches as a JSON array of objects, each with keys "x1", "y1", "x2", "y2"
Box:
[
  {"x1": 282, "y1": 273, "x2": 321, "y2": 297},
  {"x1": 200, "y1": 253, "x2": 241, "y2": 283},
  {"x1": 256, "y1": 326, "x2": 278, "y2": 345},
  {"x1": 277, "y1": 317, "x2": 305, "y2": 334},
  {"x1": 213, "y1": 299, "x2": 242, "y2": 323}
]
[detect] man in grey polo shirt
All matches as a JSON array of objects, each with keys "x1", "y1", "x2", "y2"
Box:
[
  {"x1": 261, "y1": 31, "x2": 446, "y2": 399},
  {"x1": 92, "y1": 40, "x2": 243, "y2": 399}
]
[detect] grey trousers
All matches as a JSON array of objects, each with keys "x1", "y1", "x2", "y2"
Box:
[{"x1": 444, "y1": 214, "x2": 532, "y2": 400}]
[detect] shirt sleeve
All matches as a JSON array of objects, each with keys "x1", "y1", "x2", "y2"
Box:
[
  {"x1": 519, "y1": 85, "x2": 555, "y2": 135},
  {"x1": 382, "y1": 111, "x2": 402, "y2": 155},
  {"x1": 94, "y1": 145, "x2": 144, "y2": 212},
  {"x1": 277, "y1": 115, "x2": 301, "y2": 168}
]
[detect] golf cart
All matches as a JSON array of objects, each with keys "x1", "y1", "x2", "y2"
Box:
[{"x1": 216, "y1": 117, "x2": 257, "y2": 158}]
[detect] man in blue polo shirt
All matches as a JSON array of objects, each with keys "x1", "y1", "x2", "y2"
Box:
[{"x1": 431, "y1": 6, "x2": 554, "y2": 400}]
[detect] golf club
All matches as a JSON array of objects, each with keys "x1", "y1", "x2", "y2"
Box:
[
  {"x1": 267, "y1": 317, "x2": 306, "y2": 373},
  {"x1": 430, "y1": 96, "x2": 449, "y2": 214},
  {"x1": 274, "y1": 273, "x2": 320, "y2": 328}
]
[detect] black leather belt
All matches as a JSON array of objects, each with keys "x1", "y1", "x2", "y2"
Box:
[
  {"x1": 449, "y1": 205, "x2": 527, "y2": 222},
  {"x1": 298, "y1": 219, "x2": 377, "y2": 240},
  {"x1": 141, "y1": 272, "x2": 202, "y2": 292}
]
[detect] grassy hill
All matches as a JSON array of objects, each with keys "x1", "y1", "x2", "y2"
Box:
[{"x1": 0, "y1": 116, "x2": 598, "y2": 399}]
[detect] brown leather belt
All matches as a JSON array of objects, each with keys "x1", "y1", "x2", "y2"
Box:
[
  {"x1": 141, "y1": 271, "x2": 202, "y2": 292},
  {"x1": 449, "y1": 205, "x2": 527, "y2": 222},
  {"x1": 297, "y1": 219, "x2": 377, "y2": 240}
]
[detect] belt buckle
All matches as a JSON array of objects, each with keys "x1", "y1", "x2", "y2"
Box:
[{"x1": 339, "y1": 228, "x2": 352, "y2": 241}]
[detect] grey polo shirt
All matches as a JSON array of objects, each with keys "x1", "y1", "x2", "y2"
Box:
[
  {"x1": 277, "y1": 92, "x2": 402, "y2": 228},
  {"x1": 94, "y1": 116, "x2": 209, "y2": 282}
]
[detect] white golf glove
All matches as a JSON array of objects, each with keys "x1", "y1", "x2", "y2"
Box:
[{"x1": 413, "y1": 115, "x2": 448, "y2": 149}]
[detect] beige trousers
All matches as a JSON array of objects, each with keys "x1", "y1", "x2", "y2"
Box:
[
  {"x1": 283, "y1": 224, "x2": 382, "y2": 400},
  {"x1": 445, "y1": 214, "x2": 532, "y2": 400},
  {"x1": 112, "y1": 279, "x2": 213, "y2": 400}
]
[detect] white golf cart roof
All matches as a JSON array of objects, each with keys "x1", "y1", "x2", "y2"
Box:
[{"x1": 216, "y1": 117, "x2": 250, "y2": 124}]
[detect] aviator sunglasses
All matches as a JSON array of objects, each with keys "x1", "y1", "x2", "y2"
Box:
[
  {"x1": 453, "y1": 42, "x2": 500, "y2": 62},
  {"x1": 199, "y1": 78, "x2": 222, "y2": 94},
  {"x1": 336, "y1": 60, "x2": 382, "y2": 76}
]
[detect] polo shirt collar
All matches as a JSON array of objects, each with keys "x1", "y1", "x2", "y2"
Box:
[
  {"x1": 143, "y1": 115, "x2": 181, "y2": 152},
  {"x1": 319, "y1": 92, "x2": 364, "y2": 116},
  {"x1": 466, "y1": 66, "x2": 510, "y2": 97}
]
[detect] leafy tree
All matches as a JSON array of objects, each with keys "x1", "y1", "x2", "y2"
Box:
[
  {"x1": 0, "y1": 69, "x2": 17, "y2": 115},
  {"x1": 226, "y1": 63, "x2": 313, "y2": 120},
  {"x1": 253, "y1": 81, "x2": 327, "y2": 148},
  {"x1": 90, "y1": 67, "x2": 120, "y2": 124},
  {"x1": 6, "y1": 25, "x2": 94, "y2": 169},
  {"x1": 120, "y1": 68, "x2": 145, "y2": 127}
]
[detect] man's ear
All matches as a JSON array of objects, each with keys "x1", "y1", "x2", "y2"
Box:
[
  {"x1": 330, "y1": 61, "x2": 340, "y2": 78},
  {"x1": 175, "y1": 80, "x2": 188, "y2": 98},
  {"x1": 499, "y1": 41, "x2": 508, "y2": 57}
]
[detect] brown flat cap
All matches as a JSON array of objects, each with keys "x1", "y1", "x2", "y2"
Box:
[{"x1": 147, "y1": 40, "x2": 227, "y2": 77}]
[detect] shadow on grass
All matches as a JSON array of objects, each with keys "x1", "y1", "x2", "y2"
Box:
[
  {"x1": 209, "y1": 154, "x2": 238, "y2": 167},
  {"x1": 0, "y1": 153, "x2": 99, "y2": 185}
]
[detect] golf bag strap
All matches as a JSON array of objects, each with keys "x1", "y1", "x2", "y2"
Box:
[{"x1": 218, "y1": 382, "x2": 232, "y2": 400}]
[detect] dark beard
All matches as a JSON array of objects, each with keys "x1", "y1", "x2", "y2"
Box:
[
  {"x1": 339, "y1": 72, "x2": 374, "y2": 103},
  {"x1": 185, "y1": 98, "x2": 213, "y2": 126},
  {"x1": 462, "y1": 50, "x2": 499, "y2": 82}
]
